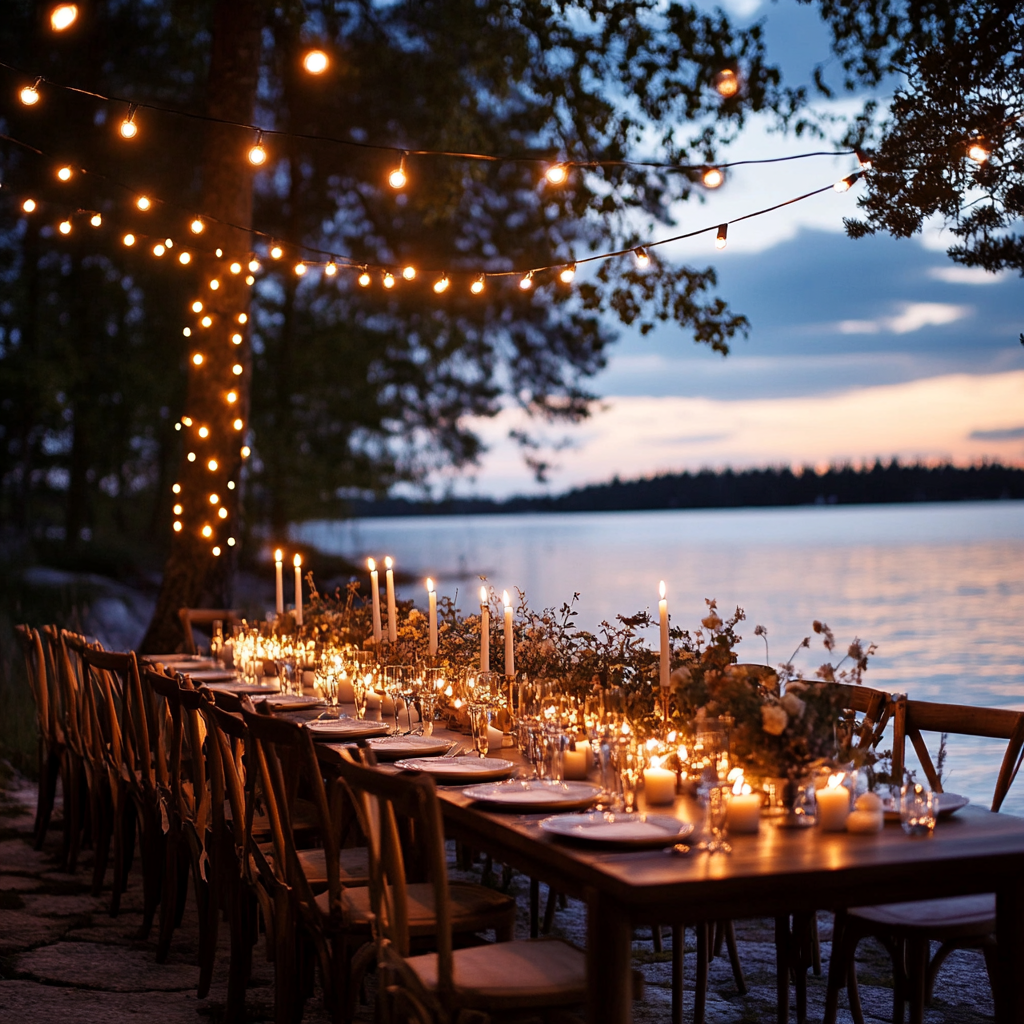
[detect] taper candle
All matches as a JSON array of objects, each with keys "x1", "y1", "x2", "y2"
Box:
[
  {"x1": 502, "y1": 590, "x2": 514, "y2": 677},
  {"x1": 368, "y1": 558, "x2": 382, "y2": 644},
  {"x1": 426, "y1": 578, "x2": 438, "y2": 656},
  {"x1": 274, "y1": 549, "x2": 284, "y2": 615},
  {"x1": 658, "y1": 580, "x2": 670, "y2": 690},
  {"x1": 385, "y1": 556, "x2": 397, "y2": 643},
  {"x1": 479, "y1": 586, "x2": 490, "y2": 672},
  {"x1": 293, "y1": 554, "x2": 303, "y2": 626}
]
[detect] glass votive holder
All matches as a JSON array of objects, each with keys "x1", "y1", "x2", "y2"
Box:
[{"x1": 901, "y1": 782, "x2": 938, "y2": 836}]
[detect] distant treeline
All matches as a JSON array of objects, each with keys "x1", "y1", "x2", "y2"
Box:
[{"x1": 345, "y1": 461, "x2": 1024, "y2": 518}]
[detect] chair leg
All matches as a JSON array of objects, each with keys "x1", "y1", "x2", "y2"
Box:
[
  {"x1": 793, "y1": 911, "x2": 812, "y2": 1024},
  {"x1": 906, "y1": 935, "x2": 929, "y2": 1024},
  {"x1": 34, "y1": 748, "x2": 61, "y2": 850},
  {"x1": 775, "y1": 915, "x2": 791, "y2": 1024},
  {"x1": 925, "y1": 939, "x2": 958, "y2": 1004},
  {"x1": 109, "y1": 795, "x2": 127, "y2": 917},
  {"x1": 66, "y1": 758, "x2": 87, "y2": 873},
  {"x1": 695, "y1": 922, "x2": 710, "y2": 1024},
  {"x1": 224, "y1": 885, "x2": 252, "y2": 1021},
  {"x1": 156, "y1": 830, "x2": 179, "y2": 962},
  {"x1": 671, "y1": 924, "x2": 684, "y2": 1024},
  {"x1": 724, "y1": 920, "x2": 747, "y2": 994},
  {"x1": 542, "y1": 885, "x2": 558, "y2": 933},
  {"x1": 529, "y1": 877, "x2": 540, "y2": 938},
  {"x1": 137, "y1": 812, "x2": 164, "y2": 941},
  {"x1": 811, "y1": 915, "x2": 822, "y2": 976},
  {"x1": 91, "y1": 785, "x2": 113, "y2": 896},
  {"x1": 652, "y1": 925, "x2": 663, "y2": 953}
]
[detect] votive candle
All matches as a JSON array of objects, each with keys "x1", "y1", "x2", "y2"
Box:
[{"x1": 643, "y1": 763, "x2": 677, "y2": 805}]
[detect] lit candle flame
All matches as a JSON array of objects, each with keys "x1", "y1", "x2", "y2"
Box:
[
  {"x1": 479, "y1": 585, "x2": 487, "y2": 603},
  {"x1": 384, "y1": 556, "x2": 393, "y2": 569},
  {"x1": 426, "y1": 577, "x2": 434, "y2": 593},
  {"x1": 274, "y1": 549, "x2": 283, "y2": 562},
  {"x1": 367, "y1": 557, "x2": 376, "y2": 571},
  {"x1": 827, "y1": 772, "x2": 845, "y2": 790},
  {"x1": 293, "y1": 553, "x2": 302, "y2": 567},
  {"x1": 502, "y1": 589, "x2": 511, "y2": 608},
  {"x1": 659, "y1": 580, "x2": 666, "y2": 600}
]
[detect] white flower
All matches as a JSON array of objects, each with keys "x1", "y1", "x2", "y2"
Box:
[{"x1": 761, "y1": 705, "x2": 789, "y2": 736}]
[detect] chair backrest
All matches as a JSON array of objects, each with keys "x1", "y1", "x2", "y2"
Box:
[
  {"x1": 15, "y1": 624, "x2": 56, "y2": 744},
  {"x1": 197, "y1": 693, "x2": 249, "y2": 852},
  {"x1": 46, "y1": 627, "x2": 92, "y2": 759},
  {"x1": 826, "y1": 681, "x2": 892, "y2": 751},
  {"x1": 891, "y1": 696, "x2": 1024, "y2": 812},
  {"x1": 331, "y1": 750, "x2": 452, "y2": 983},
  {"x1": 178, "y1": 608, "x2": 241, "y2": 655}
]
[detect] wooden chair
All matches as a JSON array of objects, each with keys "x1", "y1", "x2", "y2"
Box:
[
  {"x1": 15, "y1": 625, "x2": 66, "y2": 850},
  {"x1": 178, "y1": 608, "x2": 240, "y2": 655},
  {"x1": 825, "y1": 696, "x2": 1024, "y2": 1024},
  {"x1": 333, "y1": 748, "x2": 587, "y2": 1024}
]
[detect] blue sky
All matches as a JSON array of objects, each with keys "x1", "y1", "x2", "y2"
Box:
[{"x1": 439, "y1": 0, "x2": 1024, "y2": 497}]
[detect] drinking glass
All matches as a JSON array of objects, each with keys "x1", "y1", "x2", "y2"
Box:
[
  {"x1": 417, "y1": 667, "x2": 445, "y2": 735},
  {"x1": 382, "y1": 666, "x2": 411, "y2": 735},
  {"x1": 901, "y1": 782, "x2": 938, "y2": 835},
  {"x1": 698, "y1": 782, "x2": 733, "y2": 854}
]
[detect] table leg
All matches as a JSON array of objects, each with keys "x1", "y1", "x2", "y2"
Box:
[
  {"x1": 586, "y1": 888, "x2": 632, "y2": 1024},
  {"x1": 995, "y1": 875, "x2": 1024, "y2": 1024}
]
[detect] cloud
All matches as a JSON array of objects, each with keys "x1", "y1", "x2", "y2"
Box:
[
  {"x1": 835, "y1": 302, "x2": 972, "y2": 335},
  {"x1": 969, "y1": 426, "x2": 1024, "y2": 441},
  {"x1": 928, "y1": 266, "x2": 1011, "y2": 285}
]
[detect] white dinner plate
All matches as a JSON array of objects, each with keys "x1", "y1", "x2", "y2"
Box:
[
  {"x1": 881, "y1": 792, "x2": 970, "y2": 822},
  {"x1": 365, "y1": 735, "x2": 453, "y2": 760},
  {"x1": 262, "y1": 694, "x2": 327, "y2": 712},
  {"x1": 187, "y1": 669, "x2": 243, "y2": 682},
  {"x1": 201, "y1": 679, "x2": 282, "y2": 695},
  {"x1": 305, "y1": 718, "x2": 391, "y2": 740},
  {"x1": 143, "y1": 654, "x2": 217, "y2": 667},
  {"x1": 539, "y1": 811, "x2": 694, "y2": 847},
  {"x1": 463, "y1": 779, "x2": 602, "y2": 812},
  {"x1": 393, "y1": 756, "x2": 516, "y2": 784}
]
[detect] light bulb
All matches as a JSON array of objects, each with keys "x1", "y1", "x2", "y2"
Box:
[
  {"x1": 230, "y1": 262, "x2": 242, "y2": 274},
  {"x1": 207, "y1": 459, "x2": 218, "y2": 471},
  {"x1": 519, "y1": 272, "x2": 533, "y2": 291},
  {"x1": 192, "y1": 353, "x2": 204, "y2": 366},
  {"x1": 202, "y1": 525, "x2": 213, "y2": 538},
  {"x1": 59, "y1": 220, "x2": 72, "y2": 235},
  {"x1": 358, "y1": 271, "x2": 371, "y2": 287},
  {"x1": 715, "y1": 223, "x2": 728, "y2": 249},
  {"x1": 833, "y1": 172, "x2": 860, "y2": 192},
  {"x1": 173, "y1": 520, "x2": 183, "y2": 532},
  {"x1": 303, "y1": 49, "x2": 329, "y2": 74},
  {"x1": 383, "y1": 272, "x2": 395, "y2": 289},
  {"x1": 165, "y1": 238, "x2": 173, "y2": 247},
  {"x1": 559, "y1": 263, "x2": 576, "y2": 284},
  {"x1": 198, "y1": 426, "x2": 209, "y2": 438},
  {"x1": 248, "y1": 259, "x2": 260, "y2": 273},
  {"x1": 187, "y1": 452, "x2": 197, "y2": 462},
  {"x1": 233, "y1": 418, "x2": 243, "y2": 430},
  {"x1": 227, "y1": 537, "x2": 236, "y2": 546},
  {"x1": 201, "y1": 315, "x2": 212, "y2": 327},
  {"x1": 324, "y1": 262, "x2": 337, "y2": 276},
  {"x1": 178, "y1": 251, "x2": 191, "y2": 264},
  {"x1": 57, "y1": 166, "x2": 72, "y2": 181},
  {"x1": 119, "y1": 105, "x2": 138, "y2": 139},
  {"x1": 270, "y1": 245, "x2": 283, "y2": 259},
  {"x1": 388, "y1": 153, "x2": 408, "y2": 189},
  {"x1": 136, "y1": 195, "x2": 151, "y2": 211},
  {"x1": 967, "y1": 142, "x2": 990, "y2": 164},
  {"x1": 123, "y1": 233, "x2": 136, "y2": 246},
  {"x1": 237, "y1": 313, "x2": 247, "y2": 324},
  {"x1": 90, "y1": 213, "x2": 101, "y2": 227},
  {"x1": 173, "y1": 504, "x2": 183, "y2": 515},
  {"x1": 218, "y1": 507, "x2": 228, "y2": 519},
  {"x1": 294, "y1": 262, "x2": 306, "y2": 276},
  {"x1": 209, "y1": 279, "x2": 219, "y2": 290},
  {"x1": 20, "y1": 79, "x2": 42, "y2": 105},
  {"x1": 212, "y1": 546, "x2": 222, "y2": 556},
  {"x1": 215, "y1": 248, "x2": 222, "y2": 256},
  {"x1": 172, "y1": 483, "x2": 181, "y2": 493},
  {"x1": 182, "y1": 328, "x2": 191, "y2": 337},
  {"x1": 232, "y1": 364, "x2": 243, "y2": 375},
  {"x1": 855, "y1": 148, "x2": 873, "y2": 169},
  {"x1": 634, "y1": 247, "x2": 650, "y2": 268},
  {"x1": 470, "y1": 276, "x2": 485, "y2": 295},
  {"x1": 402, "y1": 265, "x2": 416, "y2": 281},
  {"x1": 702, "y1": 167, "x2": 724, "y2": 188},
  {"x1": 241, "y1": 446, "x2": 251, "y2": 457},
  {"x1": 245, "y1": 275, "x2": 254, "y2": 285},
  {"x1": 50, "y1": 5, "x2": 78, "y2": 31},
  {"x1": 227, "y1": 391, "x2": 237, "y2": 403},
  {"x1": 248, "y1": 132, "x2": 267, "y2": 166},
  {"x1": 545, "y1": 163, "x2": 569, "y2": 185},
  {"x1": 227, "y1": 481, "x2": 235, "y2": 490},
  {"x1": 192, "y1": 301, "x2": 203, "y2": 313},
  {"x1": 153, "y1": 244, "x2": 165, "y2": 256},
  {"x1": 209, "y1": 492, "x2": 219, "y2": 504},
  {"x1": 231, "y1": 333, "x2": 242, "y2": 344},
  {"x1": 714, "y1": 68, "x2": 739, "y2": 97},
  {"x1": 22, "y1": 199, "x2": 36, "y2": 213},
  {"x1": 182, "y1": 416, "x2": 193, "y2": 426},
  {"x1": 433, "y1": 275, "x2": 450, "y2": 294},
  {"x1": 190, "y1": 218, "x2": 204, "y2": 234}
]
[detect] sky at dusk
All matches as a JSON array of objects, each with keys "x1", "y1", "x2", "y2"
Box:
[{"x1": 439, "y1": 0, "x2": 1024, "y2": 498}]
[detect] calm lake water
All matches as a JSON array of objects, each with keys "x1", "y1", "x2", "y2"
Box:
[{"x1": 295, "y1": 501, "x2": 1024, "y2": 814}]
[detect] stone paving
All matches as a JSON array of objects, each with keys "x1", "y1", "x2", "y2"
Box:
[{"x1": 0, "y1": 765, "x2": 995, "y2": 1023}]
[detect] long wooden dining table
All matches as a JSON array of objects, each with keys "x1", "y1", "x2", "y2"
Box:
[{"x1": 303, "y1": 711, "x2": 1024, "y2": 1024}]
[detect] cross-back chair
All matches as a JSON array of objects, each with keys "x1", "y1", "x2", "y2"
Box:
[
  {"x1": 826, "y1": 695, "x2": 1024, "y2": 1024},
  {"x1": 178, "y1": 607, "x2": 241, "y2": 655},
  {"x1": 332, "y1": 747, "x2": 586, "y2": 1024}
]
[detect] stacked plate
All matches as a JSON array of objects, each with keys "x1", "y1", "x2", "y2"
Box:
[
  {"x1": 364, "y1": 735, "x2": 453, "y2": 761},
  {"x1": 393, "y1": 756, "x2": 516, "y2": 784},
  {"x1": 305, "y1": 718, "x2": 390, "y2": 741}
]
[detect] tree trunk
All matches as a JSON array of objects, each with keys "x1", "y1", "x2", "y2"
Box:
[{"x1": 141, "y1": 0, "x2": 263, "y2": 653}]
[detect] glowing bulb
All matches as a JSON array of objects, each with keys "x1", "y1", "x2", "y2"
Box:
[
  {"x1": 227, "y1": 481, "x2": 235, "y2": 490},
  {"x1": 22, "y1": 199, "x2": 37, "y2": 213},
  {"x1": 227, "y1": 537, "x2": 236, "y2": 546},
  {"x1": 218, "y1": 507, "x2": 228, "y2": 519},
  {"x1": 855, "y1": 148, "x2": 873, "y2": 169},
  {"x1": 358, "y1": 271, "x2": 371, "y2": 287},
  {"x1": 967, "y1": 142, "x2": 990, "y2": 164},
  {"x1": 715, "y1": 223, "x2": 728, "y2": 249},
  {"x1": 270, "y1": 245, "x2": 283, "y2": 260},
  {"x1": 123, "y1": 233, "x2": 136, "y2": 246},
  {"x1": 833, "y1": 172, "x2": 860, "y2": 192},
  {"x1": 192, "y1": 301, "x2": 203, "y2": 313},
  {"x1": 702, "y1": 167, "x2": 724, "y2": 189},
  {"x1": 190, "y1": 218, "x2": 204, "y2": 234},
  {"x1": 237, "y1": 313, "x2": 247, "y2": 324},
  {"x1": 90, "y1": 213, "x2": 101, "y2": 227},
  {"x1": 192, "y1": 353, "x2": 204, "y2": 366},
  {"x1": 153, "y1": 244, "x2": 165, "y2": 257},
  {"x1": 519, "y1": 272, "x2": 534, "y2": 291},
  {"x1": 50, "y1": 5, "x2": 78, "y2": 31},
  {"x1": 402, "y1": 265, "x2": 416, "y2": 281},
  {"x1": 241, "y1": 446, "x2": 251, "y2": 458},
  {"x1": 165, "y1": 238, "x2": 173, "y2": 247},
  {"x1": 294, "y1": 262, "x2": 306, "y2": 276},
  {"x1": 634, "y1": 247, "x2": 650, "y2": 268},
  {"x1": 227, "y1": 391, "x2": 237, "y2": 403},
  {"x1": 201, "y1": 315, "x2": 212, "y2": 327},
  {"x1": 198, "y1": 426, "x2": 209, "y2": 438},
  {"x1": 182, "y1": 416, "x2": 193, "y2": 426},
  {"x1": 388, "y1": 156, "x2": 407, "y2": 189},
  {"x1": 324, "y1": 262, "x2": 337, "y2": 277},
  {"x1": 545, "y1": 163, "x2": 569, "y2": 185},
  {"x1": 119, "y1": 105, "x2": 138, "y2": 139},
  {"x1": 58, "y1": 220, "x2": 72, "y2": 235},
  {"x1": 202, "y1": 525, "x2": 213, "y2": 538},
  {"x1": 173, "y1": 520, "x2": 183, "y2": 532},
  {"x1": 233, "y1": 418, "x2": 243, "y2": 430},
  {"x1": 212, "y1": 546, "x2": 222, "y2": 556},
  {"x1": 248, "y1": 132, "x2": 267, "y2": 166},
  {"x1": 136, "y1": 196, "x2": 151, "y2": 211},
  {"x1": 209, "y1": 279, "x2": 220, "y2": 290},
  {"x1": 207, "y1": 459, "x2": 218, "y2": 471},
  {"x1": 209, "y1": 492, "x2": 219, "y2": 504},
  {"x1": 20, "y1": 80, "x2": 41, "y2": 106},
  {"x1": 173, "y1": 504, "x2": 183, "y2": 515},
  {"x1": 248, "y1": 259, "x2": 260, "y2": 273},
  {"x1": 714, "y1": 68, "x2": 739, "y2": 97},
  {"x1": 57, "y1": 166, "x2": 72, "y2": 182},
  {"x1": 182, "y1": 327, "x2": 191, "y2": 337},
  {"x1": 179, "y1": 252, "x2": 191, "y2": 264},
  {"x1": 172, "y1": 483, "x2": 181, "y2": 494},
  {"x1": 470, "y1": 276, "x2": 485, "y2": 295},
  {"x1": 433, "y1": 275, "x2": 450, "y2": 294},
  {"x1": 231, "y1": 333, "x2": 242, "y2": 344},
  {"x1": 245, "y1": 275, "x2": 255, "y2": 285},
  {"x1": 187, "y1": 452, "x2": 196, "y2": 462},
  {"x1": 383, "y1": 272, "x2": 395, "y2": 289},
  {"x1": 232, "y1": 364, "x2": 242, "y2": 375},
  {"x1": 303, "y1": 49, "x2": 329, "y2": 74},
  {"x1": 559, "y1": 263, "x2": 576, "y2": 284},
  {"x1": 230, "y1": 262, "x2": 242, "y2": 274}
]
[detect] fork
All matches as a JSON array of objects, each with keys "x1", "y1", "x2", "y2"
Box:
[{"x1": 442, "y1": 743, "x2": 463, "y2": 757}]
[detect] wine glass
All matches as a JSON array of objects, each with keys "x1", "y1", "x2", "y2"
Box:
[{"x1": 382, "y1": 666, "x2": 410, "y2": 735}]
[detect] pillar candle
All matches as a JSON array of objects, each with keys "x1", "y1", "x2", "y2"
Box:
[
  {"x1": 563, "y1": 740, "x2": 592, "y2": 781},
  {"x1": 817, "y1": 776, "x2": 851, "y2": 831},
  {"x1": 368, "y1": 558, "x2": 382, "y2": 644},
  {"x1": 658, "y1": 580, "x2": 670, "y2": 691},
  {"x1": 293, "y1": 554, "x2": 303, "y2": 626},
  {"x1": 385, "y1": 556, "x2": 397, "y2": 643},
  {"x1": 727, "y1": 791, "x2": 762, "y2": 833},
  {"x1": 479, "y1": 586, "x2": 490, "y2": 673},
  {"x1": 427, "y1": 578, "x2": 438, "y2": 656},
  {"x1": 643, "y1": 764, "x2": 677, "y2": 805},
  {"x1": 502, "y1": 590, "x2": 514, "y2": 677},
  {"x1": 274, "y1": 549, "x2": 284, "y2": 615}
]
